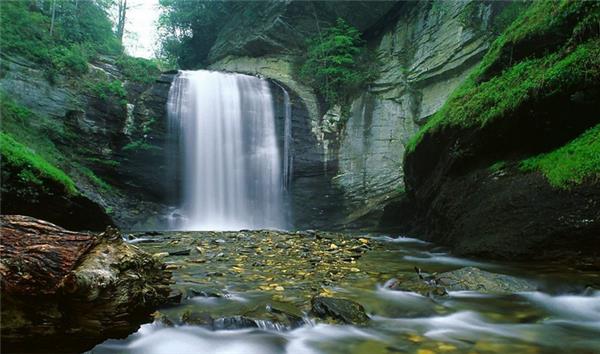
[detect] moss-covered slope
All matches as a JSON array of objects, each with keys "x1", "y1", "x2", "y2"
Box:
[{"x1": 388, "y1": 1, "x2": 600, "y2": 260}]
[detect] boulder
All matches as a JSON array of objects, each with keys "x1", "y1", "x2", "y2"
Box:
[
  {"x1": 392, "y1": 267, "x2": 536, "y2": 296},
  {"x1": 0, "y1": 215, "x2": 171, "y2": 353},
  {"x1": 310, "y1": 296, "x2": 369, "y2": 325}
]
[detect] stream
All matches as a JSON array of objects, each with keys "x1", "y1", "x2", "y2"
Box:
[{"x1": 89, "y1": 231, "x2": 600, "y2": 354}]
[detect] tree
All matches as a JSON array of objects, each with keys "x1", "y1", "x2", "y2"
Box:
[
  {"x1": 116, "y1": 0, "x2": 127, "y2": 43},
  {"x1": 49, "y1": 0, "x2": 56, "y2": 36},
  {"x1": 157, "y1": 0, "x2": 233, "y2": 67}
]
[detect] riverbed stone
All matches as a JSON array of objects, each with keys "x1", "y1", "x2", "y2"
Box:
[
  {"x1": 310, "y1": 297, "x2": 369, "y2": 325},
  {"x1": 395, "y1": 267, "x2": 537, "y2": 296}
]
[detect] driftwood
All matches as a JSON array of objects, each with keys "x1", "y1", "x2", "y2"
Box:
[{"x1": 0, "y1": 215, "x2": 171, "y2": 353}]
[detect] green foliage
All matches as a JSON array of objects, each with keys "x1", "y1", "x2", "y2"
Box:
[
  {"x1": 90, "y1": 79, "x2": 127, "y2": 101},
  {"x1": 116, "y1": 55, "x2": 161, "y2": 84},
  {"x1": 157, "y1": 0, "x2": 232, "y2": 67},
  {"x1": 0, "y1": 1, "x2": 121, "y2": 77},
  {"x1": 123, "y1": 140, "x2": 160, "y2": 152},
  {"x1": 489, "y1": 161, "x2": 506, "y2": 173},
  {"x1": 520, "y1": 124, "x2": 600, "y2": 189},
  {"x1": 84, "y1": 157, "x2": 121, "y2": 168},
  {"x1": 492, "y1": 1, "x2": 532, "y2": 34},
  {"x1": 0, "y1": 93, "x2": 31, "y2": 125},
  {"x1": 297, "y1": 18, "x2": 376, "y2": 107},
  {"x1": 142, "y1": 117, "x2": 157, "y2": 135},
  {"x1": 78, "y1": 165, "x2": 112, "y2": 192},
  {"x1": 0, "y1": 132, "x2": 78, "y2": 195},
  {"x1": 0, "y1": 92, "x2": 70, "y2": 163},
  {"x1": 407, "y1": 0, "x2": 600, "y2": 152}
]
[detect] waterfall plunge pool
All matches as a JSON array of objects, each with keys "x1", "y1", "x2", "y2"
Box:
[{"x1": 88, "y1": 230, "x2": 600, "y2": 354}]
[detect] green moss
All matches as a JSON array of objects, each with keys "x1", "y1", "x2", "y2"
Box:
[
  {"x1": 406, "y1": 0, "x2": 600, "y2": 152},
  {"x1": 489, "y1": 161, "x2": 506, "y2": 173},
  {"x1": 0, "y1": 92, "x2": 31, "y2": 125},
  {"x1": 0, "y1": 92, "x2": 68, "y2": 166},
  {"x1": 0, "y1": 132, "x2": 78, "y2": 195},
  {"x1": 520, "y1": 124, "x2": 600, "y2": 189},
  {"x1": 408, "y1": 39, "x2": 600, "y2": 151},
  {"x1": 78, "y1": 165, "x2": 113, "y2": 192}
]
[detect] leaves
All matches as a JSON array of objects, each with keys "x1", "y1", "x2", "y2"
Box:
[{"x1": 297, "y1": 18, "x2": 376, "y2": 107}]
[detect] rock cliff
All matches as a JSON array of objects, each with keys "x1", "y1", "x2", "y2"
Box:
[
  {"x1": 0, "y1": 54, "x2": 171, "y2": 230},
  {"x1": 385, "y1": 1, "x2": 600, "y2": 259},
  {"x1": 210, "y1": 1, "x2": 497, "y2": 228}
]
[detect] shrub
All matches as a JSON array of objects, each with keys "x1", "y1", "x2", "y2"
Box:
[
  {"x1": 296, "y1": 18, "x2": 376, "y2": 108},
  {"x1": 116, "y1": 55, "x2": 161, "y2": 84}
]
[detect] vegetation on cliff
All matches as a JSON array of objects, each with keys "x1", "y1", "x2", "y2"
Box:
[
  {"x1": 407, "y1": 0, "x2": 600, "y2": 188},
  {"x1": 0, "y1": 1, "x2": 121, "y2": 77},
  {"x1": 520, "y1": 123, "x2": 600, "y2": 189},
  {"x1": 0, "y1": 132, "x2": 78, "y2": 196},
  {"x1": 296, "y1": 18, "x2": 376, "y2": 108},
  {"x1": 157, "y1": 0, "x2": 232, "y2": 67}
]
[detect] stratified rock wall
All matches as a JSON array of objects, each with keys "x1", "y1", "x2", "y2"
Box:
[
  {"x1": 211, "y1": 2, "x2": 495, "y2": 228},
  {"x1": 0, "y1": 54, "x2": 173, "y2": 230},
  {"x1": 334, "y1": 1, "x2": 493, "y2": 224},
  {"x1": 208, "y1": 1, "x2": 399, "y2": 63}
]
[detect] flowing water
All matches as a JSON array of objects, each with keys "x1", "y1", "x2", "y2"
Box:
[
  {"x1": 166, "y1": 70, "x2": 287, "y2": 231},
  {"x1": 90, "y1": 231, "x2": 600, "y2": 354},
  {"x1": 102, "y1": 70, "x2": 600, "y2": 353}
]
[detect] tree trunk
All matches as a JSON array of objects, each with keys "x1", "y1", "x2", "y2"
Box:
[
  {"x1": 1, "y1": 215, "x2": 171, "y2": 353},
  {"x1": 49, "y1": 0, "x2": 56, "y2": 36},
  {"x1": 117, "y1": 0, "x2": 127, "y2": 42}
]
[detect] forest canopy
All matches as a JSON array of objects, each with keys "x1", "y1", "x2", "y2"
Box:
[
  {"x1": 157, "y1": 0, "x2": 233, "y2": 68},
  {"x1": 0, "y1": 1, "x2": 122, "y2": 76}
]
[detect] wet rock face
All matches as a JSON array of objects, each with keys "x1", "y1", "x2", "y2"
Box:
[
  {"x1": 334, "y1": 1, "x2": 494, "y2": 225},
  {"x1": 0, "y1": 53, "x2": 175, "y2": 230},
  {"x1": 0, "y1": 216, "x2": 171, "y2": 353},
  {"x1": 208, "y1": 1, "x2": 399, "y2": 63},
  {"x1": 211, "y1": 2, "x2": 495, "y2": 229}
]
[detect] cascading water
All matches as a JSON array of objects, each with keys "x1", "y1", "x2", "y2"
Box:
[
  {"x1": 166, "y1": 70, "x2": 288, "y2": 230},
  {"x1": 280, "y1": 85, "x2": 293, "y2": 191}
]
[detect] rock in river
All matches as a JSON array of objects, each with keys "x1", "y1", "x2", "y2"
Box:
[
  {"x1": 311, "y1": 296, "x2": 369, "y2": 325},
  {"x1": 393, "y1": 267, "x2": 537, "y2": 296}
]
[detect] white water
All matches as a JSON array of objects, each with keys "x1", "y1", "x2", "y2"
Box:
[{"x1": 166, "y1": 70, "x2": 287, "y2": 230}]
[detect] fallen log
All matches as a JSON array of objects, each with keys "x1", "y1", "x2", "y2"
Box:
[{"x1": 0, "y1": 215, "x2": 172, "y2": 353}]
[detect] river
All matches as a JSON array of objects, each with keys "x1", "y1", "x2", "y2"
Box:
[{"x1": 89, "y1": 230, "x2": 600, "y2": 354}]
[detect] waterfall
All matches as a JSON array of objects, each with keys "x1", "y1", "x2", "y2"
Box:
[
  {"x1": 166, "y1": 70, "x2": 287, "y2": 231},
  {"x1": 281, "y1": 86, "x2": 293, "y2": 191}
]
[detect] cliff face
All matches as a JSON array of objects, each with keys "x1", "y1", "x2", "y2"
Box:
[
  {"x1": 0, "y1": 54, "x2": 171, "y2": 230},
  {"x1": 210, "y1": 1, "x2": 496, "y2": 228},
  {"x1": 335, "y1": 1, "x2": 493, "y2": 224},
  {"x1": 208, "y1": 1, "x2": 399, "y2": 63},
  {"x1": 388, "y1": 1, "x2": 600, "y2": 259}
]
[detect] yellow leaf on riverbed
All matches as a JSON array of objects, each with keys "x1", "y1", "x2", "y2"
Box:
[
  {"x1": 408, "y1": 334, "x2": 423, "y2": 343},
  {"x1": 417, "y1": 350, "x2": 436, "y2": 354}
]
